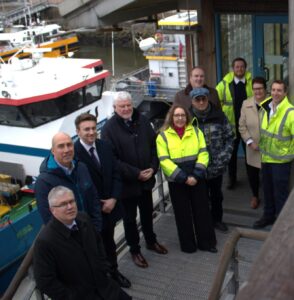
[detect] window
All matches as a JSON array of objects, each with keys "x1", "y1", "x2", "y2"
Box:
[{"x1": 85, "y1": 81, "x2": 103, "y2": 105}]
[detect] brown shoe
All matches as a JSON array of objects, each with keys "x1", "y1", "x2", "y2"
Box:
[
  {"x1": 131, "y1": 253, "x2": 148, "y2": 268},
  {"x1": 146, "y1": 242, "x2": 168, "y2": 254},
  {"x1": 250, "y1": 197, "x2": 260, "y2": 209}
]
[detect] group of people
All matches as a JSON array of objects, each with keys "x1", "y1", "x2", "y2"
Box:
[{"x1": 32, "y1": 56, "x2": 294, "y2": 300}]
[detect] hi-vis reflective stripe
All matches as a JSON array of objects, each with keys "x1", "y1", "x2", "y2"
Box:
[
  {"x1": 173, "y1": 155, "x2": 198, "y2": 163},
  {"x1": 158, "y1": 155, "x2": 170, "y2": 161},
  {"x1": 159, "y1": 132, "x2": 168, "y2": 143},
  {"x1": 278, "y1": 108, "x2": 294, "y2": 136},
  {"x1": 260, "y1": 129, "x2": 294, "y2": 141},
  {"x1": 223, "y1": 80, "x2": 227, "y2": 102},
  {"x1": 196, "y1": 162, "x2": 206, "y2": 169},
  {"x1": 169, "y1": 167, "x2": 181, "y2": 180},
  {"x1": 260, "y1": 149, "x2": 294, "y2": 160},
  {"x1": 199, "y1": 147, "x2": 207, "y2": 153}
]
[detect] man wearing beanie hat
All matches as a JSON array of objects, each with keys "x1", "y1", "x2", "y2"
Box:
[{"x1": 190, "y1": 88, "x2": 234, "y2": 233}]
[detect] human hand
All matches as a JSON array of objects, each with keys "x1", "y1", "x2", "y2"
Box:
[
  {"x1": 138, "y1": 168, "x2": 154, "y2": 181},
  {"x1": 249, "y1": 142, "x2": 259, "y2": 151},
  {"x1": 185, "y1": 176, "x2": 197, "y2": 186},
  {"x1": 101, "y1": 198, "x2": 116, "y2": 213}
]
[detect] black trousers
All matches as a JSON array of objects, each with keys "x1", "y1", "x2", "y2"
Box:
[
  {"x1": 101, "y1": 217, "x2": 118, "y2": 272},
  {"x1": 246, "y1": 164, "x2": 260, "y2": 198},
  {"x1": 168, "y1": 180, "x2": 216, "y2": 253},
  {"x1": 228, "y1": 131, "x2": 246, "y2": 181},
  {"x1": 262, "y1": 162, "x2": 291, "y2": 219},
  {"x1": 121, "y1": 191, "x2": 157, "y2": 254},
  {"x1": 206, "y1": 175, "x2": 223, "y2": 223}
]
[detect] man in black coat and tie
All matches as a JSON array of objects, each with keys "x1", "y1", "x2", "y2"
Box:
[
  {"x1": 33, "y1": 185, "x2": 131, "y2": 300},
  {"x1": 74, "y1": 113, "x2": 131, "y2": 288}
]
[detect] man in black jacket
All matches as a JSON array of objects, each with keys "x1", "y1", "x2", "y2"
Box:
[
  {"x1": 101, "y1": 91, "x2": 168, "y2": 268},
  {"x1": 74, "y1": 113, "x2": 131, "y2": 288},
  {"x1": 34, "y1": 186, "x2": 131, "y2": 300}
]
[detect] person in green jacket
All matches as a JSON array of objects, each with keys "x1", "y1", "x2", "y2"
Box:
[
  {"x1": 253, "y1": 80, "x2": 294, "y2": 229},
  {"x1": 216, "y1": 57, "x2": 253, "y2": 189}
]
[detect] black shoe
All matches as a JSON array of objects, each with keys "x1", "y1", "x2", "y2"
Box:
[
  {"x1": 214, "y1": 222, "x2": 229, "y2": 233},
  {"x1": 199, "y1": 246, "x2": 218, "y2": 253},
  {"x1": 227, "y1": 178, "x2": 236, "y2": 190},
  {"x1": 112, "y1": 270, "x2": 131, "y2": 288},
  {"x1": 253, "y1": 217, "x2": 275, "y2": 229}
]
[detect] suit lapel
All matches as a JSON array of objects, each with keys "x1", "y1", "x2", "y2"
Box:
[{"x1": 77, "y1": 139, "x2": 102, "y2": 175}]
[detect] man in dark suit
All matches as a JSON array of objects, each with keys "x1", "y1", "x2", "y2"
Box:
[
  {"x1": 74, "y1": 113, "x2": 131, "y2": 288},
  {"x1": 101, "y1": 91, "x2": 168, "y2": 269},
  {"x1": 33, "y1": 186, "x2": 131, "y2": 300}
]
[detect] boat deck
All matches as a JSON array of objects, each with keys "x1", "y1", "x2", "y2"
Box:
[{"x1": 117, "y1": 158, "x2": 267, "y2": 299}]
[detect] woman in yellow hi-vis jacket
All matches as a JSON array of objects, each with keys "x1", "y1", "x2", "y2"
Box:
[{"x1": 156, "y1": 105, "x2": 217, "y2": 253}]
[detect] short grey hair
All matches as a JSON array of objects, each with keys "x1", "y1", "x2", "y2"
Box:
[
  {"x1": 48, "y1": 186, "x2": 74, "y2": 207},
  {"x1": 113, "y1": 91, "x2": 133, "y2": 106}
]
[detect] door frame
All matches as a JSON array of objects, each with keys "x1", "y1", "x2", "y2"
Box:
[{"x1": 252, "y1": 15, "x2": 288, "y2": 78}]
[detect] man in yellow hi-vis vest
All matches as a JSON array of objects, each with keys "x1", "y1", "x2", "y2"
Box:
[
  {"x1": 216, "y1": 58, "x2": 253, "y2": 189},
  {"x1": 253, "y1": 80, "x2": 294, "y2": 229}
]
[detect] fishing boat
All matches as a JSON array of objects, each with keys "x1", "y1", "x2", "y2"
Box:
[
  {"x1": 0, "y1": 48, "x2": 114, "y2": 293},
  {"x1": 0, "y1": 23, "x2": 79, "y2": 62}
]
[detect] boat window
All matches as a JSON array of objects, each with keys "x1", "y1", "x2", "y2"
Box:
[
  {"x1": 85, "y1": 81, "x2": 103, "y2": 105},
  {"x1": 0, "y1": 105, "x2": 30, "y2": 127},
  {"x1": 22, "y1": 98, "x2": 61, "y2": 127},
  {"x1": 56, "y1": 89, "x2": 83, "y2": 114}
]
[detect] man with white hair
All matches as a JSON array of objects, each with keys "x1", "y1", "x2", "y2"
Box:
[
  {"x1": 101, "y1": 91, "x2": 168, "y2": 268},
  {"x1": 34, "y1": 186, "x2": 131, "y2": 300}
]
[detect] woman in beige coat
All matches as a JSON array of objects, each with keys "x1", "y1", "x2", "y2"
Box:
[{"x1": 239, "y1": 77, "x2": 267, "y2": 209}]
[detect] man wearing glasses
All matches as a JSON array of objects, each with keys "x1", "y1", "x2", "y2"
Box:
[
  {"x1": 34, "y1": 186, "x2": 131, "y2": 300},
  {"x1": 35, "y1": 132, "x2": 102, "y2": 233}
]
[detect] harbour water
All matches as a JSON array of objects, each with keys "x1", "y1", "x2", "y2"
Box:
[{"x1": 76, "y1": 45, "x2": 147, "y2": 79}]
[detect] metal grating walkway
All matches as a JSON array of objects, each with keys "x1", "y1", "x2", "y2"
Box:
[{"x1": 117, "y1": 159, "x2": 266, "y2": 299}]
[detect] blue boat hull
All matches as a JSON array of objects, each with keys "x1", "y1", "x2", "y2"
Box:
[{"x1": 0, "y1": 209, "x2": 43, "y2": 295}]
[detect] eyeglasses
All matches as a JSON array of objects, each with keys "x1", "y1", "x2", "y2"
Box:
[
  {"x1": 253, "y1": 87, "x2": 265, "y2": 91},
  {"x1": 173, "y1": 114, "x2": 186, "y2": 119},
  {"x1": 193, "y1": 96, "x2": 208, "y2": 102},
  {"x1": 51, "y1": 199, "x2": 76, "y2": 208}
]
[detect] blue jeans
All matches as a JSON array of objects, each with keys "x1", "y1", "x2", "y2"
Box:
[{"x1": 262, "y1": 162, "x2": 291, "y2": 219}]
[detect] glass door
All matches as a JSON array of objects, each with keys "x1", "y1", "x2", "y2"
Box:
[{"x1": 253, "y1": 15, "x2": 288, "y2": 85}]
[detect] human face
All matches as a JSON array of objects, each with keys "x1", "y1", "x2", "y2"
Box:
[
  {"x1": 271, "y1": 83, "x2": 286, "y2": 106},
  {"x1": 233, "y1": 60, "x2": 246, "y2": 79},
  {"x1": 114, "y1": 99, "x2": 133, "y2": 120},
  {"x1": 190, "y1": 68, "x2": 205, "y2": 88},
  {"x1": 253, "y1": 83, "x2": 266, "y2": 103},
  {"x1": 173, "y1": 108, "x2": 187, "y2": 128},
  {"x1": 77, "y1": 120, "x2": 97, "y2": 145},
  {"x1": 192, "y1": 96, "x2": 209, "y2": 111},
  {"x1": 50, "y1": 192, "x2": 77, "y2": 225},
  {"x1": 51, "y1": 133, "x2": 74, "y2": 168}
]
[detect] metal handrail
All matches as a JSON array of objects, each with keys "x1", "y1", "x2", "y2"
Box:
[
  {"x1": 208, "y1": 228, "x2": 269, "y2": 300},
  {"x1": 1, "y1": 169, "x2": 168, "y2": 299}
]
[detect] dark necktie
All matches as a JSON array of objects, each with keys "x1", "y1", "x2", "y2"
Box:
[
  {"x1": 89, "y1": 146, "x2": 101, "y2": 170},
  {"x1": 71, "y1": 224, "x2": 82, "y2": 244}
]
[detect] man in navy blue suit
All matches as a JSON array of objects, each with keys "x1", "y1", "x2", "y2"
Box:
[{"x1": 74, "y1": 113, "x2": 131, "y2": 288}]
